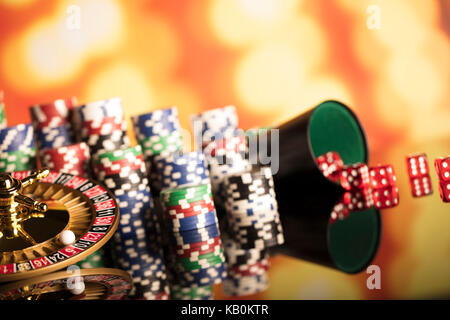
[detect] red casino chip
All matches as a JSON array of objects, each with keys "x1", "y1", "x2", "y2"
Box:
[
  {"x1": 164, "y1": 197, "x2": 215, "y2": 219},
  {"x1": 41, "y1": 142, "x2": 90, "y2": 177},
  {"x1": 93, "y1": 156, "x2": 145, "y2": 175},
  {"x1": 175, "y1": 242, "x2": 223, "y2": 259},
  {"x1": 228, "y1": 259, "x2": 270, "y2": 277},
  {"x1": 30, "y1": 97, "x2": 76, "y2": 129},
  {"x1": 174, "y1": 235, "x2": 222, "y2": 251},
  {"x1": 81, "y1": 116, "x2": 127, "y2": 136}
]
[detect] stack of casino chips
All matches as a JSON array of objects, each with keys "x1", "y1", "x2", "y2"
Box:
[
  {"x1": 40, "y1": 142, "x2": 91, "y2": 176},
  {"x1": 190, "y1": 105, "x2": 239, "y2": 146},
  {"x1": 221, "y1": 232, "x2": 270, "y2": 296},
  {"x1": 223, "y1": 166, "x2": 284, "y2": 250},
  {"x1": 75, "y1": 98, "x2": 130, "y2": 155},
  {"x1": 0, "y1": 123, "x2": 36, "y2": 172},
  {"x1": 132, "y1": 107, "x2": 183, "y2": 194},
  {"x1": 0, "y1": 91, "x2": 7, "y2": 129},
  {"x1": 92, "y1": 145, "x2": 170, "y2": 300},
  {"x1": 30, "y1": 98, "x2": 76, "y2": 151},
  {"x1": 160, "y1": 184, "x2": 227, "y2": 289},
  {"x1": 202, "y1": 135, "x2": 251, "y2": 201}
]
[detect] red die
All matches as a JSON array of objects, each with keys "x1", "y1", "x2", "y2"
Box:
[
  {"x1": 434, "y1": 156, "x2": 450, "y2": 181},
  {"x1": 410, "y1": 175, "x2": 433, "y2": 197},
  {"x1": 340, "y1": 163, "x2": 370, "y2": 190},
  {"x1": 369, "y1": 164, "x2": 397, "y2": 189},
  {"x1": 406, "y1": 153, "x2": 433, "y2": 197},
  {"x1": 316, "y1": 151, "x2": 344, "y2": 183},
  {"x1": 372, "y1": 186, "x2": 399, "y2": 209},
  {"x1": 342, "y1": 188, "x2": 374, "y2": 212},
  {"x1": 329, "y1": 201, "x2": 350, "y2": 225},
  {"x1": 406, "y1": 153, "x2": 430, "y2": 177},
  {"x1": 437, "y1": 181, "x2": 450, "y2": 202}
]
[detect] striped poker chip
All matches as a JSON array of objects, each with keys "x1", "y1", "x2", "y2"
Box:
[
  {"x1": 77, "y1": 97, "x2": 123, "y2": 122},
  {"x1": 30, "y1": 97, "x2": 75, "y2": 129},
  {"x1": 222, "y1": 235, "x2": 268, "y2": 267},
  {"x1": 169, "y1": 223, "x2": 220, "y2": 245},
  {"x1": 35, "y1": 123, "x2": 73, "y2": 150},
  {"x1": 132, "y1": 107, "x2": 181, "y2": 140},
  {"x1": 93, "y1": 145, "x2": 143, "y2": 163},
  {"x1": 164, "y1": 197, "x2": 215, "y2": 219},
  {"x1": 166, "y1": 210, "x2": 219, "y2": 232},
  {"x1": 81, "y1": 116, "x2": 127, "y2": 137},
  {"x1": 174, "y1": 235, "x2": 222, "y2": 251},
  {"x1": 177, "y1": 263, "x2": 227, "y2": 287},
  {"x1": 228, "y1": 259, "x2": 270, "y2": 277},
  {"x1": 175, "y1": 243, "x2": 223, "y2": 259},
  {"x1": 155, "y1": 151, "x2": 210, "y2": 189},
  {"x1": 93, "y1": 156, "x2": 145, "y2": 176},
  {"x1": 176, "y1": 251, "x2": 225, "y2": 271},
  {"x1": 0, "y1": 93, "x2": 7, "y2": 130},
  {"x1": 139, "y1": 131, "x2": 183, "y2": 157},
  {"x1": 0, "y1": 123, "x2": 35, "y2": 152},
  {"x1": 222, "y1": 273, "x2": 269, "y2": 296},
  {"x1": 190, "y1": 105, "x2": 239, "y2": 143},
  {"x1": 202, "y1": 135, "x2": 247, "y2": 165},
  {"x1": 40, "y1": 142, "x2": 90, "y2": 176},
  {"x1": 170, "y1": 284, "x2": 213, "y2": 300}
]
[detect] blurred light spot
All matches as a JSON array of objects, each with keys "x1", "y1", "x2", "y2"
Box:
[
  {"x1": 85, "y1": 61, "x2": 156, "y2": 118},
  {"x1": 386, "y1": 54, "x2": 444, "y2": 110},
  {"x1": 209, "y1": 0, "x2": 301, "y2": 47},
  {"x1": 235, "y1": 43, "x2": 306, "y2": 113},
  {"x1": 126, "y1": 14, "x2": 180, "y2": 76},
  {"x1": 1, "y1": 0, "x2": 124, "y2": 91},
  {"x1": 24, "y1": 19, "x2": 84, "y2": 85},
  {"x1": 67, "y1": 0, "x2": 124, "y2": 56},
  {"x1": 0, "y1": 0, "x2": 35, "y2": 7}
]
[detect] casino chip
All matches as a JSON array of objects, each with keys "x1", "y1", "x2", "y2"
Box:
[
  {"x1": 75, "y1": 98, "x2": 129, "y2": 155},
  {"x1": 0, "y1": 123, "x2": 36, "y2": 173},
  {"x1": 0, "y1": 91, "x2": 7, "y2": 130},
  {"x1": 30, "y1": 98, "x2": 76, "y2": 151},
  {"x1": 190, "y1": 105, "x2": 239, "y2": 145},
  {"x1": 170, "y1": 284, "x2": 213, "y2": 300},
  {"x1": 41, "y1": 142, "x2": 91, "y2": 177}
]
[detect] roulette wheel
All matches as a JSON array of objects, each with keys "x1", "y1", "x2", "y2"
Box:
[{"x1": 0, "y1": 168, "x2": 132, "y2": 299}]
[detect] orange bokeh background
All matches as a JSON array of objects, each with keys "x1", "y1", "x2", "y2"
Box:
[{"x1": 0, "y1": 0, "x2": 449, "y2": 299}]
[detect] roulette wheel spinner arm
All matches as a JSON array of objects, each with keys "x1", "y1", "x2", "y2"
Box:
[{"x1": 0, "y1": 169, "x2": 50, "y2": 246}]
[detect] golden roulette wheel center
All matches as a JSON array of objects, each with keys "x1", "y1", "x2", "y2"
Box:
[{"x1": 0, "y1": 169, "x2": 50, "y2": 245}]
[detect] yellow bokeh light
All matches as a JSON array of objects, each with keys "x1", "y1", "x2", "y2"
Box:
[
  {"x1": 59, "y1": 0, "x2": 125, "y2": 57},
  {"x1": 84, "y1": 61, "x2": 156, "y2": 115},
  {"x1": 0, "y1": 0, "x2": 35, "y2": 7},
  {"x1": 24, "y1": 19, "x2": 85, "y2": 85},
  {"x1": 386, "y1": 53, "x2": 445, "y2": 112},
  {"x1": 1, "y1": 0, "x2": 124, "y2": 91},
  {"x1": 209, "y1": 0, "x2": 301, "y2": 47},
  {"x1": 235, "y1": 42, "x2": 307, "y2": 113}
]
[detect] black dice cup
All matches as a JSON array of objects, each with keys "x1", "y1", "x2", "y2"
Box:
[{"x1": 266, "y1": 100, "x2": 381, "y2": 274}]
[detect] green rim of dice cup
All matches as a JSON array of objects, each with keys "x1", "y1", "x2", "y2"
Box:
[{"x1": 309, "y1": 100, "x2": 380, "y2": 274}]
